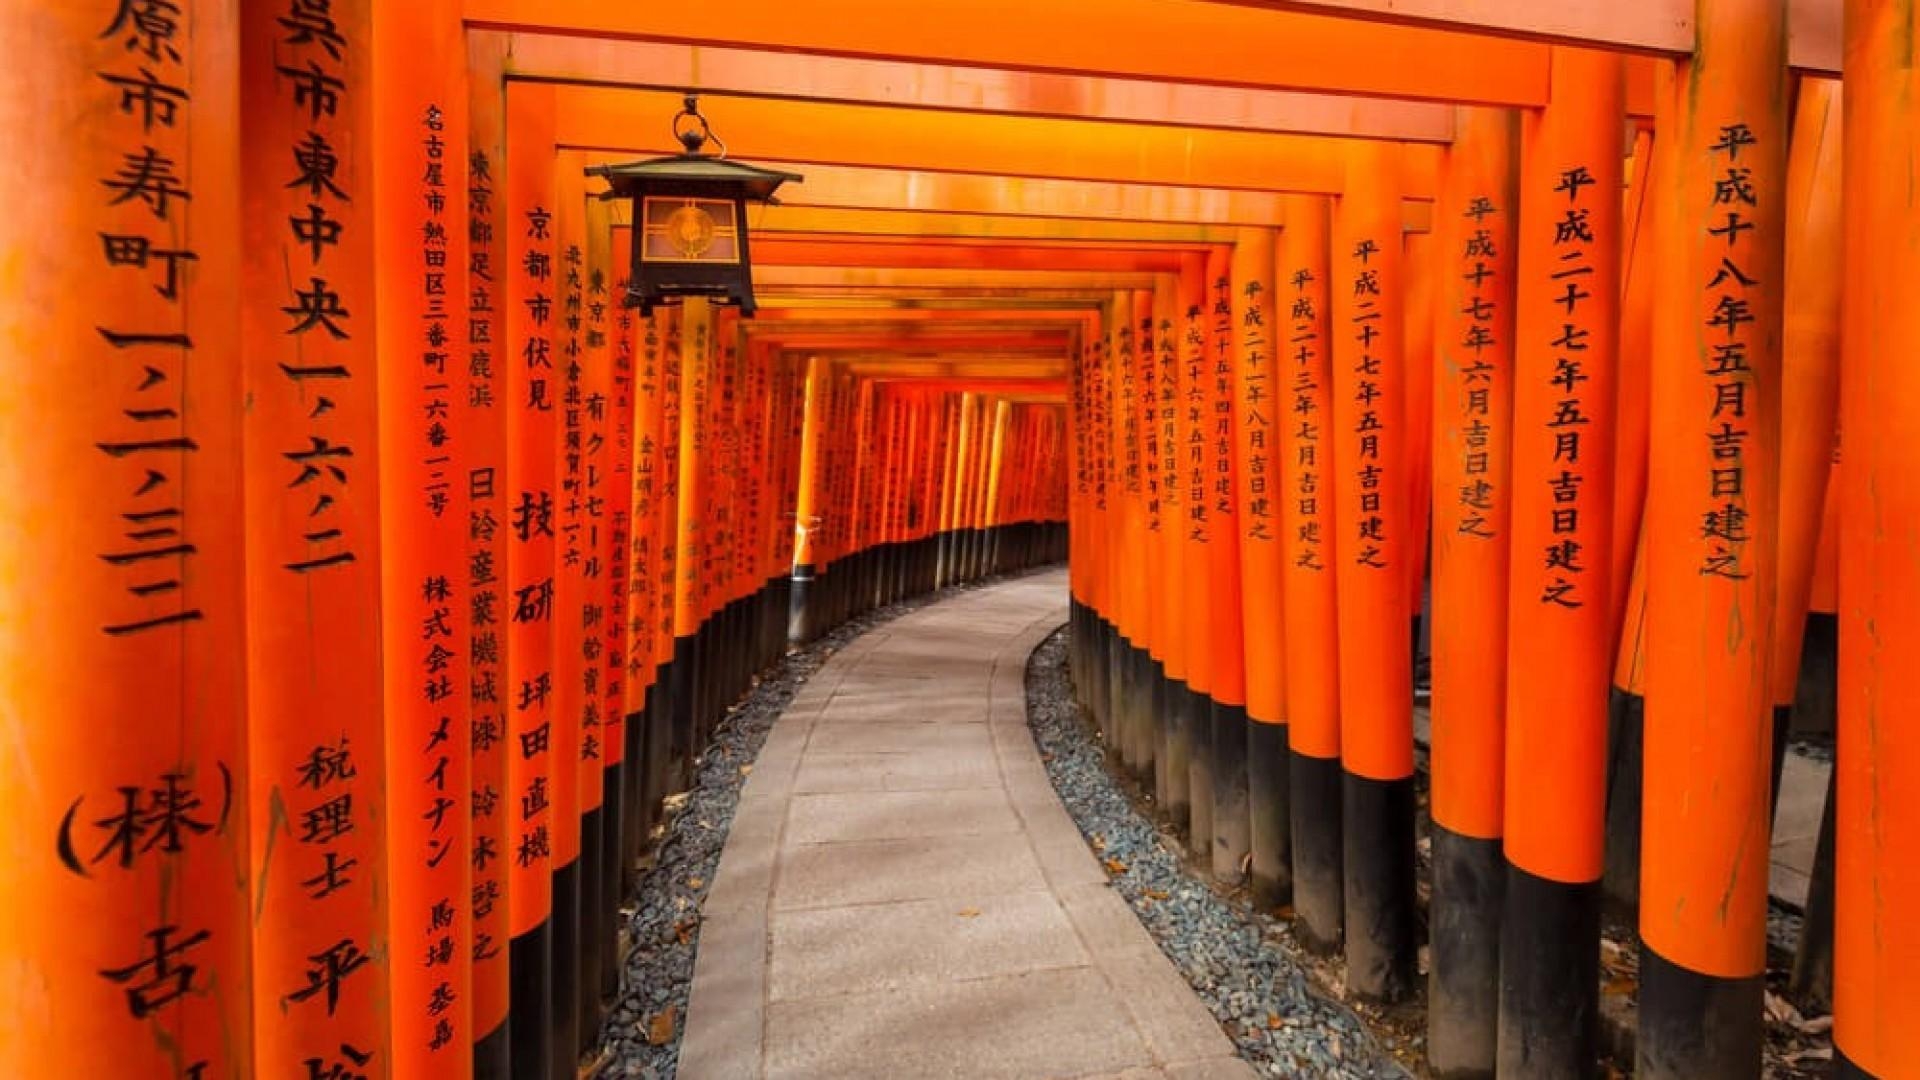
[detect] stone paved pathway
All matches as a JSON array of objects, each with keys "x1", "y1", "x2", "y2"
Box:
[{"x1": 678, "y1": 570, "x2": 1254, "y2": 1080}]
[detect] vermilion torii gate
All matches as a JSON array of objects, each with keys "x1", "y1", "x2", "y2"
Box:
[{"x1": 2, "y1": 1, "x2": 1914, "y2": 1079}]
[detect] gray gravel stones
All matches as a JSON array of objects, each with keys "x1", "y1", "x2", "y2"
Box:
[
  {"x1": 593, "y1": 577, "x2": 1006, "y2": 1080},
  {"x1": 1023, "y1": 630, "x2": 1408, "y2": 1079}
]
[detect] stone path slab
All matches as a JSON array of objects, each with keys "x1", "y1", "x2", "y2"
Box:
[{"x1": 678, "y1": 571, "x2": 1254, "y2": 1080}]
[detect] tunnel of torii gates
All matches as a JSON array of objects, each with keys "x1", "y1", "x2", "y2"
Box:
[{"x1": 4, "y1": 0, "x2": 1920, "y2": 1078}]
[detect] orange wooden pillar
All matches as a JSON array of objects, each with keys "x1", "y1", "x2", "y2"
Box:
[
  {"x1": 541, "y1": 153, "x2": 583, "y2": 1080},
  {"x1": 374, "y1": 4, "x2": 475, "y2": 1069},
  {"x1": 1181, "y1": 253, "x2": 1219, "y2": 860},
  {"x1": 1277, "y1": 196, "x2": 1344, "y2": 956},
  {"x1": 768, "y1": 352, "x2": 806, "y2": 649},
  {"x1": 1639, "y1": 0, "x2": 1788, "y2": 1072},
  {"x1": 1069, "y1": 328, "x2": 1099, "y2": 714},
  {"x1": 690, "y1": 314, "x2": 729, "y2": 738},
  {"x1": 1402, "y1": 228, "x2": 1436, "y2": 677},
  {"x1": 1230, "y1": 227, "x2": 1290, "y2": 905},
  {"x1": 667, "y1": 299, "x2": 714, "y2": 797},
  {"x1": 1118, "y1": 290, "x2": 1154, "y2": 781},
  {"x1": 1331, "y1": 144, "x2": 1416, "y2": 1001},
  {"x1": 1153, "y1": 283, "x2": 1192, "y2": 819},
  {"x1": 1207, "y1": 246, "x2": 1252, "y2": 879},
  {"x1": 568, "y1": 191, "x2": 616, "y2": 1048},
  {"x1": 1085, "y1": 318, "x2": 1116, "y2": 735},
  {"x1": 1768, "y1": 78, "x2": 1842, "y2": 813},
  {"x1": 789, "y1": 355, "x2": 830, "y2": 643},
  {"x1": 0, "y1": 5, "x2": 251, "y2": 1077},
  {"x1": 1837, "y1": 2, "x2": 1920, "y2": 1073},
  {"x1": 237, "y1": 3, "x2": 391, "y2": 1076},
  {"x1": 659, "y1": 309, "x2": 692, "y2": 755},
  {"x1": 1425, "y1": 104, "x2": 1519, "y2": 1080},
  {"x1": 1600, "y1": 71, "x2": 1672, "y2": 922},
  {"x1": 1498, "y1": 45, "x2": 1624, "y2": 1075},
  {"x1": 1612, "y1": 124, "x2": 1660, "y2": 636},
  {"x1": 1101, "y1": 295, "x2": 1132, "y2": 755},
  {"x1": 1775, "y1": 79, "x2": 1844, "y2": 1012},
  {"x1": 503, "y1": 80, "x2": 559, "y2": 1080},
  {"x1": 599, "y1": 223, "x2": 638, "y2": 1006},
  {"x1": 465, "y1": 30, "x2": 512, "y2": 1078}
]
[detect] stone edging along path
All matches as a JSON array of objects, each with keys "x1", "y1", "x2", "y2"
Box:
[
  {"x1": 592, "y1": 574, "x2": 1024, "y2": 1079},
  {"x1": 670, "y1": 569, "x2": 1256, "y2": 1080},
  {"x1": 1023, "y1": 629, "x2": 1408, "y2": 1079}
]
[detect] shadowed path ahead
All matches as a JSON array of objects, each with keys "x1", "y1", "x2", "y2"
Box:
[{"x1": 677, "y1": 571, "x2": 1255, "y2": 1080}]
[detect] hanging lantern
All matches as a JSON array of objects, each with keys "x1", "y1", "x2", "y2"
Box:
[{"x1": 586, "y1": 94, "x2": 801, "y2": 317}]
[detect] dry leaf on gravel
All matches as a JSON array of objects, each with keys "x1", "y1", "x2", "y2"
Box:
[{"x1": 647, "y1": 1006, "x2": 677, "y2": 1046}]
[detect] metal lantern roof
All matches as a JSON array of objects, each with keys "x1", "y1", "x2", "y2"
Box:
[{"x1": 586, "y1": 153, "x2": 801, "y2": 204}]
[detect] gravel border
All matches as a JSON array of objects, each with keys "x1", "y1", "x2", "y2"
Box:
[
  {"x1": 593, "y1": 572, "x2": 1044, "y2": 1080},
  {"x1": 1023, "y1": 628, "x2": 1411, "y2": 1079}
]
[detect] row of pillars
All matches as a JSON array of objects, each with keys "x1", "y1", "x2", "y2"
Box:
[
  {"x1": 786, "y1": 362, "x2": 1071, "y2": 644},
  {"x1": 0, "y1": 3, "x2": 1071, "y2": 1078},
  {"x1": 1066, "y1": 8, "x2": 1912, "y2": 1079}
]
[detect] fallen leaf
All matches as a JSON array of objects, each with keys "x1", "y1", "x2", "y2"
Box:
[
  {"x1": 1766, "y1": 991, "x2": 1806, "y2": 1027},
  {"x1": 739, "y1": 764, "x2": 753, "y2": 776},
  {"x1": 1090, "y1": 835, "x2": 1106, "y2": 851},
  {"x1": 957, "y1": 907, "x2": 982, "y2": 918},
  {"x1": 647, "y1": 1005, "x2": 677, "y2": 1046},
  {"x1": 687, "y1": 877, "x2": 705, "y2": 890},
  {"x1": 1103, "y1": 857, "x2": 1128, "y2": 874},
  {"x1": 1267, "y1": 1013, "x2": 1283, "y2": 1030},
  {"x1": 1144, "y1": 889, "x2": 1170, "y2": 901},
  {"x1": 673, "y1": 919, "x2": 698, "y2": 945},
  {"x1": 1786, "y1": 1047, "x2": 1834, "y2": 1065},
  {"x1": 1602, "y1": 976, "x2": 1634, "y2": 997}
]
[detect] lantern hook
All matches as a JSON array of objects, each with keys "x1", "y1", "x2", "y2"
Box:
[{"x1": 674, "y1": 93, "x2": 728, "y2": 159}]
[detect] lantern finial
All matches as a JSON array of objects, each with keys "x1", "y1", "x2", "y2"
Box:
[{"x1": 674, "y1": 94, "x2": 717, "y2": 156}]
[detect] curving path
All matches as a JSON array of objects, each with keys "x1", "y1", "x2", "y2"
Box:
[{"x1": 677, "y1": 569, "x2": 1255, "y2": 1080}]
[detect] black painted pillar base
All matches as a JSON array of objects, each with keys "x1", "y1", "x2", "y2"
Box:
[
  {"x1": 1211, "y1": 701, "x2": 1251, "y2": 883},
  {"x1": 1247, "y1": 720, "x2": 1292, "y2": 908},
  {"x1": 1186, "y1": 687, "x2": 1215, "y2": 862},
  {"x1": 667, "y1": 635, "x2": 697, "y2": 794},
  {"x1": 1148, "y1": 659, "x2": 1169, "y2": 802},
  {"x1": 1341, "y1": 772, "x2": 1417, "y2": 1002},
  {"x1": 620, "y1": 707, "x2": 646, "y2": 890},
  {"x1": 509, "y1": 922, "x2": 553, "y2": 1080},
  {"x1": 1601, "y1": 687, "x2": 1645, "y2": 917},
  {"x1": 1290, "y1": 751, "x2": 1343, "y2": 956},
  {"x1": 1429, "y1": 825, "x2": 1502, "y2": 1079},
  {"x1": 475, "y1": 1018, "x2": 511, "y2": 1080},
  {"x1": 599, "y1": 763, "x2": 625, "y2": 1002},
  {"x1": 1161, "y1": 678, "x2": 1191, "y2": 825},
  {"x1": 550, "y1": 858, "x2": 581, "y2": 1079},
  {"x1": 1496, "y1": 864, "x2": 1597, "y2": 1076},
  {"x1": 1636, "y1": 941, "x2": 1763, "y2": 1080},
  {"x1": 1121, "y1": 638, "x2": 1144, "y2": 780},
  {"x1": 579, "y1": 807, "x2": 605, "y2": 1049},
  {"x1": 645, "y1": 666, "x2": 671, "y2": 833}
]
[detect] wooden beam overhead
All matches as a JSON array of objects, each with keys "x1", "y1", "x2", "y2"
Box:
[
  {"x1": 578, "y1": 151, "x2": 1433, "y2": 231},
  {"x1": 497, "y1": 31, "x2": 1456, "y2": 141},
  {"x1": 466, "y1": 0, "x2": 1549, "y2": 105},
  {"x1": 552, "y1": 85, "x2": 1442, "y2": 197},
  {"x1": 748, "y1": 236, "x2": 1194, "y2": 273},
  {"x1": 1203, "y1": 0, "x2": 1839, "y2": 74},
  {"x1": 752, "y1": 267, "x2": 1166, "y2": 290}
]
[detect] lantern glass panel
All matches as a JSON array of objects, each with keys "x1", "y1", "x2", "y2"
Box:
[{"x1": 640, "y1": 196, "x2": 741, "y2": 265}]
